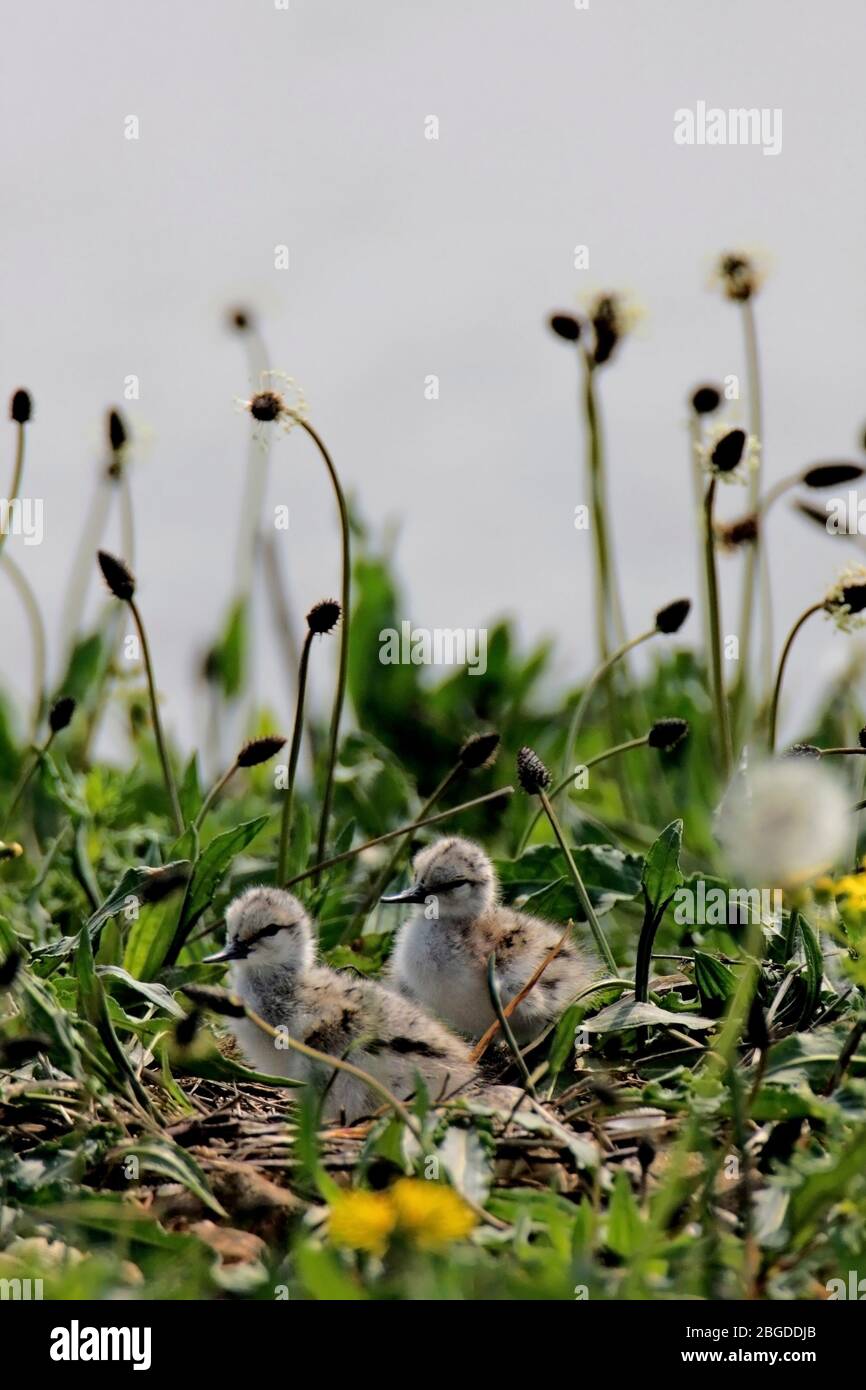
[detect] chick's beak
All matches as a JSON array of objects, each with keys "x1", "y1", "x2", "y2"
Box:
[
  {"x1": 380, "y1": 884, "x2": 429, "y2": 905},
  {"x1": 203, "y1": 940, "x2": 248, "y2": 963}
]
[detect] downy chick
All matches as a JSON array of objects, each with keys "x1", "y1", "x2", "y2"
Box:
[
  {"x1": 383, "y1": 836, "x2": 596, "y2": 1042},
  {"x1": 205, "y1": 886, "x2": 492, "y2": 1122}
]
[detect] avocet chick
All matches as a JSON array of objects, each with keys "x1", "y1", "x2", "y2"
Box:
[
  {"x1": 205, "y1": 887, "x2": 486, "y2": 1123},
  {"x1": 383, "y1": 837, "x2": 596, "y2": 1042}
]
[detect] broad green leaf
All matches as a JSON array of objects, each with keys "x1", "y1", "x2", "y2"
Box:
[
  {"x1": 606, "y1": 1170, "x2": 643, "y2": 1258},
  {"x1": 283, "y1": 799, "x2": 312, "y2": 882},
  {"x1": 53, "y1": 631, "x2": 106, "y2": 708},
  {"x1": 118, "y1": 1139, "x2": 226, "y2": 1217},
  {"x1": 547, "y1": 1002, "x2": 583, "y2": 1083},
  {"x1": 163, "y1": 1039, "x2": 302, "y2": 1088},
  {"x1": 97, "y1": 966, "x2": 185, "y2": 1018},
  {"x1": 641, "y1": 820, "x2": 684, "y2": 917},
  {"x1": 785, "y1": 911, "x2": 824, "y2": 1028},
  {"x1": 76, "y1": 926, "x2": 151, "y2": 1108},
  {"x1": 585, "y1": 997, "x2": 715, "y2": 1033},
  {"x1": 215, "y1": 597, "x2": 248, "y2": 699},
  {"x1": 178, "y1": 753, "x2": 202, "y2": 824},
  {"x1": 86, "y1": 861, "x2": 191, "y2": 934},
  {"x1": 693, "y1": 950, "x2": 737, "y2": 1017},
  {"x1": 498, "y1": 844, "x2": 643, "y2": 922},
  {"x1": 123, "y1": 896, "x2": 181, "y2": 982},
  {"x1": 179, "y1": 816, "x2": 269, "y2": 935}
]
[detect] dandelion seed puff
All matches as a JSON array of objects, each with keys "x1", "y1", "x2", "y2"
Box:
[
  {"x1": 716, "y1": 759, "x2": 849, "y2": 889},
  {"x1": 236, "y1": 370, "x2": 307, "y2": 442}
]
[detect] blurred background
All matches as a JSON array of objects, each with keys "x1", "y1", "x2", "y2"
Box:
[{"x1": 3, "y1": 0, "x2": 864, "y2": 751}]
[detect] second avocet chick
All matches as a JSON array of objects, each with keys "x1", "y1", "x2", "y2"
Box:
[
  {"x1": 383, "y1": 837, "x2": 596, "y2": 1042},
  {"x1": 204, "y1": 887, "x2": 481, "y2": 1123}
]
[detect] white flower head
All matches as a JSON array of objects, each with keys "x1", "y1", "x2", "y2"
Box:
[
  {"x1": 716, "y1": 758, "x2": 849, "y2": 890},
  {"x1": 697, "y1": 422, "x2": 760, "y2": 486},
  {"x1": 709, "y1": 249, "x2": 769, "y2": 303},
  {"x1": 236, "y1": 370, "x2": 307, "y2": 441},
  {"x1": 824, "y1": 565, "x2": 866, "y2": 632}
]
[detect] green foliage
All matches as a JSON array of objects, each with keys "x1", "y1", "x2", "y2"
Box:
[{"x1": 2, "y1": 515, "x2": 866, "y2": 1304}]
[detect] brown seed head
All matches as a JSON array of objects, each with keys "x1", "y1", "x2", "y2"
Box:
[
  {"x1": 648, "y1": 718, "x2": 689, "y2": 751},
  {"x1": 10, "y1": 389, "x2": 32, "y2": 424},
  {"x1": 97, "y1": 550, "x2": 136, "y2": 602},
  {"x1": 516, "y1": 745, "x2": 552, "y2": 794},
  {"x1": 716, "y1": 514, "x2": 759, "y2": 550},
  {"x1": 249, "y1": 390, "x2": 283, "y2": 422},
  {"x1": 306, "y1": 599, "x2": 342, "y2": 635},
  {"x1": 691, "y1": 385, "x2": 721, "y2": 415},
  {"x1": 236, "y1": 734, "x2": 286, "y2": 768},
  {"x1": 802, "y1": 462, "x2": 864, "y2": 489},
  {"x1": 108, "y1": 408, "x2": 127, "y2": 453},
  {"x1": 655, "y1": 598, "x2": 691, "y2": 634},
  {"x1": 458, "y1": 730, "x2": 500, "y2": 770},
  {"x1": 548, "y1": 313, "x2": 581, "y2": 343},
  {"x1": 48, "y1": 696, "x2": 76, "y2": 734}
]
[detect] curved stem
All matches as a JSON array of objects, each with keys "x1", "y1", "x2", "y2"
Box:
[
  {"x1": 581, "y1": 355, "x2": 627, "y2": 657},
  {"x1": 2, "y1": 553, "x2": 46, "y2": 737},
  {"x1": 537, "y1": 788, "x2": 617, "y2": 974},
  {"x1": 193, "y1": 762, "x2": 238, "y2": 833},
  {"x1": 486, "y1": 952, "x2": 536, "y2": 1097},
  {"x1": 1, "y1": 731, "x2": 54, "y2": 836},
  {"x1": 235, "y1": 336, "x2": 270, "y2": 598},
  {"x1": 119, "y1": 469, "x2": 135, "y2": 567},
  {"x1": 283, "y1": 785, "x2": 514, "y2": 891},
  {"x1": 704, "y1": 478, "x2": 733, "y2": 779},
  {"x1": 59, "y1": 476, "x2": 112, "y2": 660},
  {"x1": 128, "y1": 597, "x2": 183, "y2": 834},
  {"x1": 767, "y1": 601, "x2": 824, "y2": 753},
  {"x1": 733, "y1": 299, "x2": 765, "y2": 733},
  {"x1": 472, "y1": 923, "x2": 571, "y2": 1064},
  {"x1": 346, "y1": 762, "x2": 461, "y2": 933},
  {"x1": 0, "y1": 423, "x2": 25, "y2": 564},
  {"x1": 277, "y1": 629, "x2": 314, "y2": 885},
  {"x1": 690, "y1": 415, "x2": 711, "y2": 657},
  {"x1": 521, "y1": 736, "x2": 649, "y2": 855},
  {"x1": 298, "y1": 420, "x2": 351, "y2": 867},
  {"x1": 562, "y1": 628, "x2": 654, "y2": 777}
]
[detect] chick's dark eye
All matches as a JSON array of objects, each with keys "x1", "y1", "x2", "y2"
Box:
[{"x1": 259, "y1": 922, "x2": 286, "y2": 939}]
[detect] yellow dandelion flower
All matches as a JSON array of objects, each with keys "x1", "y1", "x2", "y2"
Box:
[
  {"x1": 328, "y1": 1190, "x2": 396, "y2": 1256},
  {"x1": 832, "y1": 874, "x2": 866, "y2": 912},
  {"x1": 390, "y1": 1179, "x2": 476, "y2": 1251}
]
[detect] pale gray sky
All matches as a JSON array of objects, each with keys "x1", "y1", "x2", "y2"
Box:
[{"x1": 3, "y1": 0, "x2": 865, "y2": 751}]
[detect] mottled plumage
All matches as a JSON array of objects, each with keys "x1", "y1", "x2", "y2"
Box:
[
  {"x1": 205, "y1": 887, "x2": 509, "y2": 1122},
  {"x1": 384, "y1": 836, "x2": 596, "y2": 1041}
]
